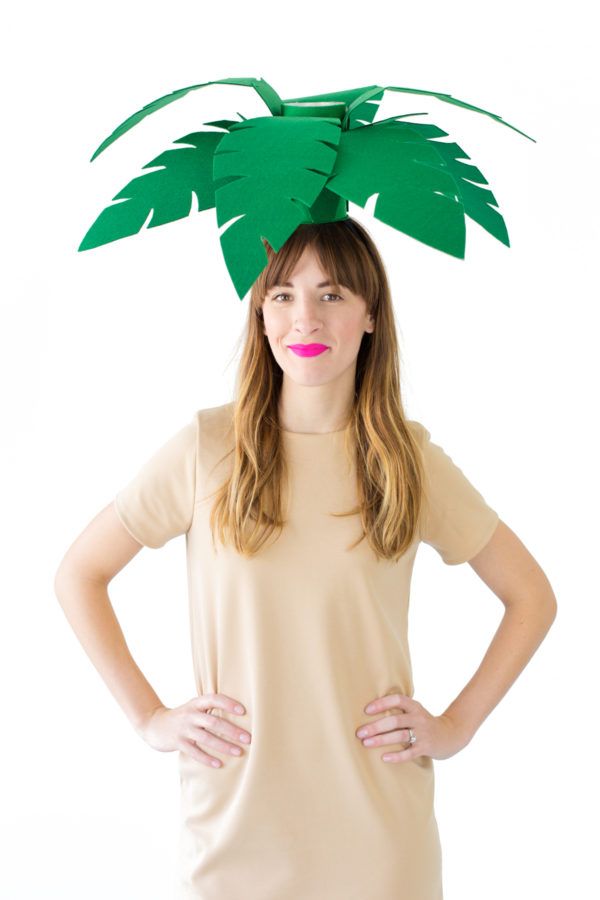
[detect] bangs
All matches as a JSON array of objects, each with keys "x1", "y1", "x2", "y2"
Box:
[{"x1": 255, "y1": 220, "x2": 379, "y2": 304}]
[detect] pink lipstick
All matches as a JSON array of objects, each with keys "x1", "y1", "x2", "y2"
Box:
[{"x1": 288, "y1": 343, "x2": 330, "y2": 357}]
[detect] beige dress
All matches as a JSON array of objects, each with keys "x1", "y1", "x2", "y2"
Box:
[{"x1": 113, "y1": 400, "x2": 499, "y2": 900}]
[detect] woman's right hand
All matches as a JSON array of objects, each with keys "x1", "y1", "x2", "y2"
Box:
[{"x1": 136, "y1": 694, "x2": 252, "y2": 767}]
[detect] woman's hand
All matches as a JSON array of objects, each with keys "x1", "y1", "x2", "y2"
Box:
[
  {"x1": 136, "y1": 694, "x2": 252, "y2": 768},
  {"x1": 355, "y1": 692, "x2": 472, "y2": 763}
]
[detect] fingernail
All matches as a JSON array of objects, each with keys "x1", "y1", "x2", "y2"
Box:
[
  {"x1": 235, "y1": 705, "x2": 245, "y2": 713},
  {"x1": 357, "y1": 728, "x2": 368, "y2": 738},
  {"x1": 365, "y1": 703, "x2": 375, "y2": 713}
]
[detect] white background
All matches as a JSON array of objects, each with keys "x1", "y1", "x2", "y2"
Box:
[{"x1": 2, "y1": 0, "x2": 597, "y2": 897}]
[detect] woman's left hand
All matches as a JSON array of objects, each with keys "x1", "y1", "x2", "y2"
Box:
[{"x1": 355, "y1": 692, "x2": 472, "y2": 763}]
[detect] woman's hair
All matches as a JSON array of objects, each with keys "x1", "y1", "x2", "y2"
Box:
[{"x1": 209, "y1": 217, "x2": 425, "y2": 562}]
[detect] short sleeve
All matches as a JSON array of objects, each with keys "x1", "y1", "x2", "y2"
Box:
[
  {"x1": 113, "y1": 415, "x2": 198, "y2": 549},
  {"x1": 409, "y1": 420, "x2": 500, "y2": 565}
]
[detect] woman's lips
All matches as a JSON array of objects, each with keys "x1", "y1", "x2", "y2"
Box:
[{"x1": 287, "y1": 344, "x2": 330, "y2": 357}]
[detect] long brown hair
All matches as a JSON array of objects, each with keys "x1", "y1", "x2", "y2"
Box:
[{"x1": 209, "y1": 217, "x2": 425, "y2": 562}]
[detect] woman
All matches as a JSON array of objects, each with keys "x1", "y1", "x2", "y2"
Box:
[{"x1": 55, "y1": 217, "x2": 557, "y2": 899}]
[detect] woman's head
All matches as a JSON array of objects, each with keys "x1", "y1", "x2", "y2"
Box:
[
  {"x1": 258, "y1": 240, "x2": 375, "y2": 399},
  {"x1": 245, "y1": 218, "x2": 399, "y2": 413},
  {"x1": 211, "y1": 217, "x2": 425, "y2": 562}
]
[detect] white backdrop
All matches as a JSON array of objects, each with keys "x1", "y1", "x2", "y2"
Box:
[{"x1": 2, "y1": 0, "x2": 597, "y2": 897}]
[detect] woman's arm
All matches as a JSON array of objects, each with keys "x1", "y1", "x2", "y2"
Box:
[
  {"x1": 440, "y1": 518, "x2": 557, "y2": 742},
  {"x1": 54, "y1": 502, "x2": 165, "y2": 734}
]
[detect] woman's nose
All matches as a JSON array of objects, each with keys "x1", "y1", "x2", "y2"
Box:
[{"x1": 293, "y1": 308, "x2": 324, "y2": 326}]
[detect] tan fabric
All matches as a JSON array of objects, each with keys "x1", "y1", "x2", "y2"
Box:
[{"x1": 114, "y1": 401, "x2": 499, "y2": 899}]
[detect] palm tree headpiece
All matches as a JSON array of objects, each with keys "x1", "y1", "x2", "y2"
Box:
[{"x1": 78, "y1": 77, "x2": 536, "y2": 300}]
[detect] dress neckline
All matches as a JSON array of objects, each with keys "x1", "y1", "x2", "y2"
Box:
[{"x1": 281, "y1": 427, "x2": 347, "y2": 436}]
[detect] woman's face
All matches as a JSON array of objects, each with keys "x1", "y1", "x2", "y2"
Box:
[{"x1": 260, "y1": 245, "x2": 374, "y2": 388}]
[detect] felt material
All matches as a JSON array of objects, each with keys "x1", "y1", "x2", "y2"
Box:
[{"x1": 79, "y1": 77, "x2": 536, "y2": 299}]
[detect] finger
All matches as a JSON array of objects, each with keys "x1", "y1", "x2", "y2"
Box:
[
  {"x1": 357, "y1": 711, "x2": 412, "y2": 738},
  {"x1": 365, "y1": 693, "x2": 414, "y2": 714},
  {"x1": 196, "y1": 694, "x2": 246, "y2": 715},
  {"x1": 193, "y1": 712, "x2": 252, "y2": 746},
  {"x1": 361, "y1": 727, "x2": 415, "y2": 748},
  {"x1": 356, "y1": 712, "x2": 414, "y2": 741},
  {"x1": 192, "y1": 725, "x2": 245, "y2": 758},
  {"x1": 381, "y1": 746, "x2": 418, "y2": 763},
  {"x1": 179, "y1": 738, "x2": 224, "y2": 768}
]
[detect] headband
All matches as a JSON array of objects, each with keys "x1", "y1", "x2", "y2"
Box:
[{"x1": 78, "y1": 77, "x2": 536, "y2": 300}]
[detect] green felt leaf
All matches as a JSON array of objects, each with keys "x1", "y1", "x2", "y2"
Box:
[
  {"x1": 326, "y1": 118, "x2": 509, "y2": 259},
  {"x1": 403, "y1": 121, "x2": 509, "y2": 248},
  {"x1": 202, "y1": 118, "x2": 241, "y2": 132},
  {"x1": 212, "y1": 116, "x2": 342, "y2": 299},
  {"x1": 89, "y1": 77, "x2": 282, "y2": 161},
  {"x1": 78, "y1": 131, "x2": 223, "y2": 252},
  {"x1": 344, "y1": 85, "x2": 536, "y2": 143}
]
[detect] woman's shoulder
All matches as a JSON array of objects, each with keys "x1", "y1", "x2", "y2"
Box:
[
  {"x1": 192, "y1": 401, "x2": 236, "y2": 461},
  {"x1": 193, "y1": 400, "x2": 235, "y2": 431},
  {"x1": 405, "y1": 418, "x2": 431, "y2": 446}
]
